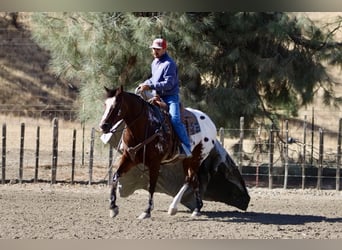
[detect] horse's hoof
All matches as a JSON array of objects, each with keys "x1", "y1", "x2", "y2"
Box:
[
  {"x1": 109, "y1": 207, "x2": 119, "y2": 218},
  {"x1": 191, "y1": 211, "x2": 201, "y2": 217},
  {"x1": 168, "y1": 207, "x2": 178, "y2": 215},
  {"x1": 138, "y1": 212, "x2": 151, "y2": 219}
]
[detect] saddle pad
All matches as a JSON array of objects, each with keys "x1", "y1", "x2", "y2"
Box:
[{"x1": 181, "y1": 108, "x2": 201, "y2": 136}]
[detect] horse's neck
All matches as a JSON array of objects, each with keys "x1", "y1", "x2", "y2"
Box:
[{"x1": 123, "y1": 95, "x2": 148, "y2": 131}]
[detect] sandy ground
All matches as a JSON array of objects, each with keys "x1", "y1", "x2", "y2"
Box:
[{"x1": 0, "y1": 183, "x2": 341, "y2": 239}]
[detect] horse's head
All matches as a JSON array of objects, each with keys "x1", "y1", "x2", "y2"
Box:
[{"x1": 99, "y1": 85, "x2": 124, "y2": 133}]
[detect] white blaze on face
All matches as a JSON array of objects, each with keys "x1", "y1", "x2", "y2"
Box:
[{"x1": 100, "y1": 97, "x2": 116, "y2": 128}]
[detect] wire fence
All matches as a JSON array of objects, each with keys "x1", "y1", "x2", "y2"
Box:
[
  {"x1": 218, "y1": 118, "x2": 341, "y2": 190},
  {"x1": 0, "y1": 104, "x2": 79, "y2": 121},
  {"x1": 0, "y1": 106, "x2": 341, "y2": 190}
]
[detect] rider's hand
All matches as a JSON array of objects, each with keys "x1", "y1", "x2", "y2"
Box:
[{"x1": 138, "y1": 84, "x2": 150, "y2": 92}]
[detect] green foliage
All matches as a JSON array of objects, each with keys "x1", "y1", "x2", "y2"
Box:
[{"x1": 30, "y1": 12, "x2": 342, "y2": 129}]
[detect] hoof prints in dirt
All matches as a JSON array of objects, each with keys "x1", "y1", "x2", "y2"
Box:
[{"x1": 0, "y1": 184, "x2": 341, "y2": 239}]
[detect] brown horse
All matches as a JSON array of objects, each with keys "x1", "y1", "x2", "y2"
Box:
[{"x1": 99, "y1": 85, "x2": 205, "y2": 219}]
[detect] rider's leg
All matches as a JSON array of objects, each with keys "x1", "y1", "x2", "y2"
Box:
[{"x1": 164, "y1": 95, "x2": 192, "y2": 157}]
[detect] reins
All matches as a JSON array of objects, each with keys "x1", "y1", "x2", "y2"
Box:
[
  {"x1": 112, "y1": 93, "x2": 164, "y2": 161},
  {"x1": 124, "y1": 96, "x2": 163, "y2": 163}
]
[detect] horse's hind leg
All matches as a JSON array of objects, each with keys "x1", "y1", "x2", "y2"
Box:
[
  {"x1": 167, "y1": 173, "x2": 202, "y2": 217},
  {"x1": 168, "y1": 183, "x2": 189, "y2": 215},
  {"x1": 191, "y1": 178, "x2": 203, "y2": 217},
  {"x1": 168, "y1": 143, "x2": 203, "y2": 216}
]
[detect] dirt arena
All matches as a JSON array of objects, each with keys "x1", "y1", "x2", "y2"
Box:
[{"x1": 0, "y1": 183, "x2": 341, "y2": 239}]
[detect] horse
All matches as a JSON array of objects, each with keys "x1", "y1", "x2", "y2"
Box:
[{"x1": 99, "y1": 85, "x2": 218, "y2": 219}]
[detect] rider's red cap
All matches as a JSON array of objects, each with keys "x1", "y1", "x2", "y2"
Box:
[{"x1": 149, "y1": 38, "x2": 167, "y2": 49}]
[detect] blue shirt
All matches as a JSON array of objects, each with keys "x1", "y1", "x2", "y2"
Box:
[{"x1": 144, "y1": 53, "x2": 179, "y2": 97}]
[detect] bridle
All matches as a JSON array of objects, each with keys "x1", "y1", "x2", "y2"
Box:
[
  {"x1": 105, "y1": 92, "x2": 145, "y2": 132},
  {"x1": 109, "y1": 93, "x2": 165, "y2": 163}
]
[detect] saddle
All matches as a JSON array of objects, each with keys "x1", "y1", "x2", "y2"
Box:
[
  {"x1": 147, "y1": 95, "x2": 200, "y2": 137},
  {"x1": 146, "y1": 95, "x2": 201, "y2": 164}
]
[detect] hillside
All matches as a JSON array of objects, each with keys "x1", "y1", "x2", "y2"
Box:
[{"x1": 0, "y1": 12, "x2": 78, "y2": 119}]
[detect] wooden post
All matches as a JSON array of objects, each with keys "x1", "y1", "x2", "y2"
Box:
[
  {"x1": 19, "y1": 123, "x2": 25, "y2": 184},
  {"x1": 284, "y1": 120, "x2": 289, "y2": 189},
  {"x1": 108, "y1": 146, "x2": 113, "y2": 185},
  {"x1": 219, "y1": 127, "x2": 224, "y2": 147},
  {"x1": 34, "y1": 126, "x2": 40, "y2": 183},
  {"x1": 89, "y1": 128, "x2": 95, "y2": 185},
  {"x1": 336, "y1": 119, "x2": 342, "y2": 191},
  {"x1": 2, "y1": 124, "x2": 6, "y2": 184},
  {"x1": 317, "y1": 128, "x2": 324, "y2": 190},
  {"x1": 71, "y1": 129, "x2": 77, "y2": 184},
  {"x1": 51, "y1": 118, "x2": 59, "y2": 184},
  {"x1": 256, "y1": 125, "x2": 261, "y2": 187},
  {"x1": 82, "y1": 121, "x2": 85, "y2": 166},
  {"x1": 311, "y1": 107, "x2": 314, "y2": 166},
  {"x1": 268, "y1": 124, "x2": 274, "y2": 189},
  {"x1": 81, "y1": 103, "x2": 85, "y2": 166},
  {"x1": 302, "y1": 116, "x2": 307, "y2": 189},
  {"x1": 239, "y1": 117, "x2": 244, "y2": 172}
]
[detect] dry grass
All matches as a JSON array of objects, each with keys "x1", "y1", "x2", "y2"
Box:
[
  {"x1": 0, "y1": 114, "x2": 113, "y2": 183},
  {"x1": 0, "y1": 12, "x2": 78, "y2": 112}
]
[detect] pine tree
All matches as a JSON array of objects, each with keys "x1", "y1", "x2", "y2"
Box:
[{"x1": 30, "y1": 12, "x2": 342, "y2": 129}]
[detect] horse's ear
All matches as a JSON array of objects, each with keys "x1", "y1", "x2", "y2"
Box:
[
  {"x1": 119, "y1": 85, "x2": 124, "y2": 93},
  {"x1": 104, "y1": 86, "x2": 115, "y2": 98}
]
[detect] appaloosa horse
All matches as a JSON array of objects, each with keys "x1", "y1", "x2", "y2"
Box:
[{"x1": 99, "y1": 85, "x2": 217, "y2": 219}]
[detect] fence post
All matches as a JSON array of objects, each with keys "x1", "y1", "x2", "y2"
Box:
[
  {"x1": 34, "y1": 126, "x2": 40, "y2": 183},
  {"x1": 71, "y1": 129, "x2": 77, "y2": 184},
  {"x1": 311, "y1": 107, "x2": 315, "y2": 166},
  {"x1": 219, "y1": 127, "x2": 224, "y2": 147},
  {"x1": 239, "y1": 117, "x2": 244, "y2": 172},
  {"x1": 19, "y1": 123, "x2": 25, "y2": 184},
  {"x1": 336, "y1": 118, "x2": 342, "y2": 191},
  {"x1": 108, "y1": 146, "x2": 113, "y2": 185},
  {"x1": 256, "y1": 125, "x2": 261, "y2": 187},
  {"x1": 89, "y1": 128, "x2": 95, "y2": 185},
  {"x1": 317, "y1": 128, "x2": 324, "y2": 190},
  {"x1": 302, "y1": 116, "x2": 307, "y2": 189},
  {"x1": 51, "y1": 118, "x2": 59, "y2": 184},
  {"x1": 2, "y1": 124, "x2": 6, "y2": 184},
  {"x1": 82, "y1": 121, "x2": 85, "y2": 166},
  {"x1": 81, "y1": 103, "x2": 85, "y2": 166},
  {"x1": 268, "y1": 124, "x2": 274, "y2": 189},
  {"x1": 284, "y1": 120, "x2": 289, "y2": 189}
]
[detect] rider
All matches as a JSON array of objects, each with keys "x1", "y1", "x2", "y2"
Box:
[{"x1": 138, "y1": 38, "x2": 192, "y2": 158}]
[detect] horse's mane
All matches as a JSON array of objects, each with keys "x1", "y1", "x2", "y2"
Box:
[{"x1": 106, "y1": 87, "x2": 142, "y2": 100}]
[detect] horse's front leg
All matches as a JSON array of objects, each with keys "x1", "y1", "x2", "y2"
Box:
[
  {"x1": 109, "y1": 154, "x2": 135, "y2": 218},
  {"x1": 138, "y1": 163, "x2": 159, "y2": 219},
  {"x1": 109, "y1": 172, "x2": 119, "y2": 218},
  {"x1": 137, "y1": 192, "x2": 154, "y2": 219}
]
